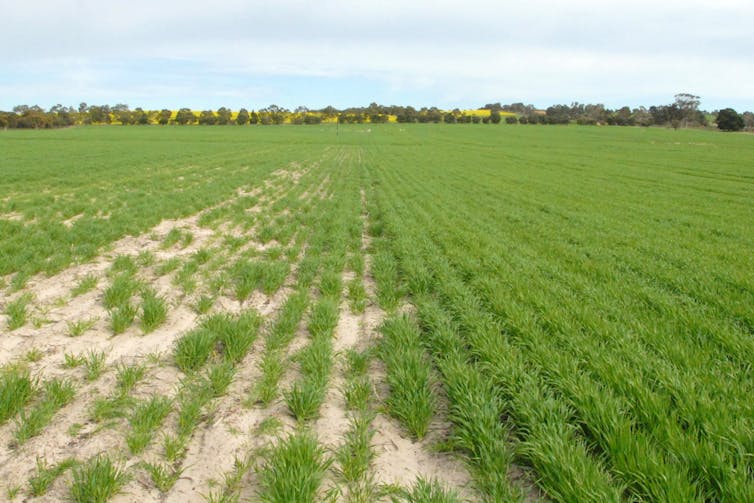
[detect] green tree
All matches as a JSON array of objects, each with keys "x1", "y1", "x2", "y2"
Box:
[
  {"x1": 674, "y1": 93, "x2": 701, "y2": 127},
  {"x1": 236, "y1": 108, "x2": 249, "y2": 125},
  {"x1": 490, "y1": 110, "x2": 502, "y2": 124},
  {"x1": 175, "y1": 108, "x2": 196, "y2": 125},
  {"x1": 157, "y1": 109, "x2": 171, "y2": 125},
  {"x1": 716, "y1": 108, "x2": 744, "y2": 131},
  {"x1": 134, "y1": 108, "x2": 149, "y2": 125},
  {"x1": 198, "y1": 110, "x2": 217, "y2": 125},
  {"x1": 216, "y1": 107, "x2": 232, "y2": 125}
]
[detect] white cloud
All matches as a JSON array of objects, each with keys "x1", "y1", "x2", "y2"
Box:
[{"x1": 2, "y1": 0, "x2": 753, "y2": 109}]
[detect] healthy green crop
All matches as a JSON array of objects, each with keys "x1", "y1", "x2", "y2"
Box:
[{"x1": 1, "y1": 124, "x2": 752, "y2": 501}]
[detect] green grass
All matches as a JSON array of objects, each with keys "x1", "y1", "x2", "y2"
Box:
[
  {"x1": 379, "y1": 315, "x2": 435, "y2": 440},
  {"x1": 84, "y1": 350, "x2": 107, "y2": 381},
  {"x1": 335, "y1": 414, "x2": 375, "y2": 483},
  {"x1": 62, "y1": 353, "x2": 86, "y2": 369},
  {"x1": 174, "y1": 327, "x2": 215, "y2": 372},
  {"x1": 403, "y1": 478, "x2": 461, "y2": 503},
  {"x1": 71, "y1": 274, "x2": 98, "y2": 296},
  {"x1": 24, "y1": 347, "x2": 44, "y2": 362},
  {"x1": 143, "y1": 462, "x2": 183, "y2": 493},
  {"x1": 0, "y1": 366, "x2": 36, "y2": 424},
  {"x1": 14, "y1": 378, "x2": 75, "y2": 445},
  {"x1": 206, "y1": 361, "x2": 236, "y2": 397},
  {"x1": 176, "y1": 377, "x2": 214, "y2": 438},
  {"x1": 91, "y1": 394, "x2": 135, "y2": 422},
  {"x1": 68, "y1": 454, "x2": 129, "y2": 503},
  {"x1": 109, "y1": 254, "x2": 137, "y2": 276},
  {"x1": 126, "y1": 395, "x2": 172, "y2": 454},
  {"x1": 193, "y1": 294, "x2": 214, "y2": 314},
  {"x1": 139, "y1": 288, "x2": 168, "y2": 332},
  {"x1": 29, "y1": 457, "x2": 78, "y2": 496},
  {"x1": 174, "y1": 311, "x2": 261, "y2": 372},
  {"x1": 67, "y1": 317, "x2": 98, "y2": 337},
  {"x1": 347, "y1": 278, "x2": 368, "y2": 313},
  {"x1": 103, "y1": 274, "x2": 138, "y2": 310},
  {"x1": 115, "y1": 363, "x2": 146, "y2": 395},
  {"x1": 110, "y1": 303, "x2": 136, "y2": 334},
  {"x1": 156, "y1": 257, "x2": 181, "y2": 276},
  {"x1": 257, "y1": 432, "x2": 330, "y2": 503},
  {"x1": 5, "y1": 293, "x2": 32, "y2": 330}
]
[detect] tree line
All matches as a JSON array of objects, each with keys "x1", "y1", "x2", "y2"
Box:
[{"x1": 1, "y1": 95, "x2": 751, "y2": 131}]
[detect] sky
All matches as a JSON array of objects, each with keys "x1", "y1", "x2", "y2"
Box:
[{"x1": 2, "y1": 0, "x2": 753, "y2": 112}]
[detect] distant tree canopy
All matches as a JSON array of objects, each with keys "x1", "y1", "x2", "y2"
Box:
[
  {"x1": 1, "y1": 95, "x2": 749, "y2": 130},
  {"x1": 716, "y1": 108, "x2": 744, "y2": 132}
]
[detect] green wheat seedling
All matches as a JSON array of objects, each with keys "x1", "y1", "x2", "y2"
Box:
[
  {"x1": 403, "y1": 478, "x2": 462, "y2": 503},
  {"x1": 194, "y1": 295, "x2": 215, "y2": 314},
  {"x1": 347, "y1": 279, "x2": 367, "y2": 313},
  {"x1": 6, "y1": 484, "x2": 20, "y2": 500},
  {"x1": 349, "y1": 253, "x2": 365, "y2": 277},
  {"x1": 296, "y1": 256, "x2": 319, "y2": 288},
  {"x1": 109, "y1": 254, "x2": 137, "y2": 276},
  {"x1": 204, "y1": 453, "x2": 254, "y2": 503},
  {"x1": 345, "y1": 348, "x2": 371, "y2": 378},
  {"x1": 67, "y1": 317, "x2": 98, "y2": 337},
  {"x1": 14, "y1": 378, "x2": 76, "y2": 445},
  {"x1": 343, "y1": 377, "x2": 372, "y2": 412},
  {"x1": 319, "y1": 270, "x2": 342, "y2": 298},
  {"x1": 143, "y1": 461, "x2": 183, "y2": 493},
  {"x1": 68, "y1": 454, "x2": 129, "y2": 503},
  {"x1": 0, "y1": 366, "x2": 37, "y2": 424},
  {"x1": 140, "y1": 289, "x2": 168, "y2": 332},
  {"x1": 103, "y1": 274, "x2": 138, "y2": 310},
  {"x1": 110, "y1": 302, "x2": 135, "y2": 334},
  {"x1": 265, "y1": 245, "x2": 284, "y2": 261},
  {"x1": 335, "y1": 414, "x2": 375, "y2": 483},
  {"x1": 206, "y1": 361, "x2": 236, "y2": 397},
  {"x1": 380, "y1": 316, "x2": 435, "y2": 439},
  {"x1": 62, "y1": 353, "x2": 86, "y2": 369},
  {"x1": 370, "y1": 251, "x2": 401, "y2": 310},
  {"x1": 84, "y1": 350, "x2": 107, "y2": 381},
  {"x1": 91, "y1": 394, "x2": 135, "y2": 422},
  {"x1": 156, "y1": 257, "x2": 181, "y2": 276},
  {"x1": 174, "y1": 261, "x2": 199, "y2": 294},
  {"x1": 252, "y1": 352, "x2": 285, "y2": 405},
  {"x1": 225, "y1": 311, "x2": 262, "y2": 362},
  {"x1": 257, "y1": 417, "x2": 283, "y2": 436},
  {"x1": 259, "y1": 260, "x2": 289, "y2": 295},
  {"x1": 193, "y1": 248, "x2": 212, "y2": 265},
  {"x1": 163, "y1": 434, "x2": 188, "y2": 463},
  {"x1": 162, "y1": 228, "x2": 183, "y2": 249},
  {"x1": 126, "y1": 395, "x2": 173, "y2": 454},
  {"x1": 257, "y1": 432, "x2": 331, "y2": 503},
  {"x1": 71, "y1": 274, "x2": 98, "y2": 297},
  {"x1": 174, "y1": 328, "x2": 215, "y2": 373},
  {"x1": 29, "y1": 457, "x2": 78, "y2": 496},
  {"x1": 232, "y1": 259, "x2": 261, "y2": 301},
  {"x1": 6, "y1": 293, "x2": 33, "y2": 330},
  {"x1": 308, "y1": 298, "x2": 339, "y2": 338},
  {"x1": 24, "y1": 347, "x2": 44, "y2": 362},
  {"x1": 284, "y1": 381, "x2": 324, "y2": 422},
  {"x1": 180, "y1": 230, "x2": 194, "y2": 247},
  {"x1": 176, "y1": 377, "x2": 214, "y2": 438},
  {"x1": 115, "y1": 363, "x2": 147, "y2": 396},
  {"x1": 136, "y1": 250, "x2": 155, "y2": 267},
  {"x1": 9, "y1": 272, "x2": 30, "y2": 292}
]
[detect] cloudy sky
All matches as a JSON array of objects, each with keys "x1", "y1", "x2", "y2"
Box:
[{"x1": 2, "y1": 0, "x2": 753, "y2": 111}]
